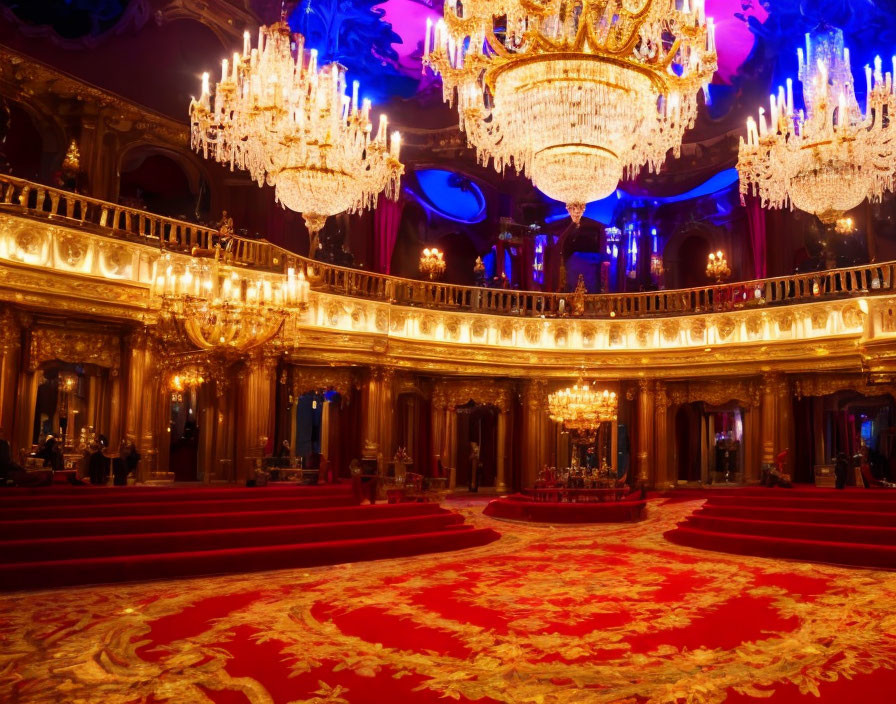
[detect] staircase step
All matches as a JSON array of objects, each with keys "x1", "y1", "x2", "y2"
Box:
[
  {"x1": 0, "y1": 527, "x2": 501, "y2": 591},
  {"x1": 0, "y1": 494, "x2": 359, "y2": 520},
  {"x1": 0, "y1": 502, "x2": 447, "y2": 540},
  {"x1": 703, "y1": 495, "x2": 896, "y2": 513},
  {"x1": 1, "y1": 513, "x2": 464, "y2": 563},
  {"x1": 665, "y1": 525, "x2": 896, "y2": 570},
  {"x1": 698, "y1": 504, "x2": 896, "y2": 527},
  {"x1": 686, "y1": 514, "x2": 896, "y2": 546}
]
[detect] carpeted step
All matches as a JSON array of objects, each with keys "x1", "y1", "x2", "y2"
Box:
[
  {"x1": 702, "y1": 495, "x2": 896, "y2": 513},
  {"x1": 664, "y1": 525, "x2": 896, "y2": 569},
  {"x1": 697, "y1": 504, "x2": 896, "y2": 527},
  {"x1": 0, "y1": 501, "x2": 447, "y2": 540},
  {"x1": 0, "y1": 527, "x2": 501, "y2": 591},
  {"x1": 685, "y1": 513, "x2": 896, "y2": 546},
  {"x1": 1, "y1": 512, "x2": 465, "y2": 563},
  {"x1": 0, "y1": 494, "x2": 359, "y2": 520},
  {"x1": 0, "y1": 485, "x2": 353, "y2": 507}
]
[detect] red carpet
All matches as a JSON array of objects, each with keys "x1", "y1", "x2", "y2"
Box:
[
  {"x1": 0, "y1": 485, "x2": 498, "y2": 590},
  {"x1": 483, "y1": 492, "x2": 647, "y2": 522},
  {"x1": 3, "y1": 499, "x2": 896, "y2": 703},
  {"x1": 664, "y1": 487, "x2": 896, "y2": 568}
]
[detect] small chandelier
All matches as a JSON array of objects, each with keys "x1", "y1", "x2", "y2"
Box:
[
  {"x1": 706, "y1": 250, "x2": 731, "y2": 283},
  {"x1": 154, "y1": 253, "x2": 309, "y2": 353},
  {"x1": 738, "y1": 25, "x2": 896, "y2": 223},
  {"x1": 548, "y1": 379, "x2": 618, "y2": 438},
  {"x1": 190, "y1": 21, "x2": 404, "y2": 253},
  {"x1": 169, "y1": 367, "x2": 206, "y2": 392},
  {"x1": 419, "y1": 247, "x2": 446, "y2": 280},
  {"x1": 424, "y1": 0, "x2": 717, "y2": 223}
]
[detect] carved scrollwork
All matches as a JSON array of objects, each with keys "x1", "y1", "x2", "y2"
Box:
[
  {"x1": 524, "y1": 322, "x2": 542, "y2": 345},
  {"x1": 471, "y1": 319, "x2": 488, "y2": 340},
  {"x1": 794, "y1": 373, "x2": 896, "y2": 400},
  {"x1": 350, "y1": 305, "x2": 366, "y2": 329},
  {"x1": 419, "y1": 314, "x2": 436, "y2": 336},
  {"x1": 375, "y1": 309, "x2": 389, "y2": 333},
  {"x1": 55, "y1": 232, "x2": 88, "y2": 268},
  {"x1": 498, "y1": 321, "x2": 515, "y2": 342},
  {"x1": 580, "y1": 324, "x2": 596, "y2": 347},
  {"x1": 291, "y1": 366, "x2": 355, "y2": 398},
  {"x1": 715, "y1": 317, "x2": 736, "y2": 341},
  {"x1": 433, "y1": 379, "x2": 512, "y2": 413},
  {"x1": 325, "y1": 301, "x2": 344, "y2": 327},
  {"x1": 28, "y1": 327, "x2": 121, "y2": 372},
  {"x1": 688, "y1": 317, "x2": 706, "y2": 342},
  {"x1": 554, "y1": 324, "x2": 569, "y2": 347},
  {"x1": 445, "y1": 318, "x2": 460, "y2": 341},
  {"x1": 810, "y1": 308, "x2": 829, "y2": 331},
  {"x1": 841, "y1": 303, "x2": 863, "y2": 329},
  {"x1": 661, "y1": 320, "x2": 679, "y2": 343},
  {"x1": 635, "y1": 322, "x2": 651, "y2": 347}
]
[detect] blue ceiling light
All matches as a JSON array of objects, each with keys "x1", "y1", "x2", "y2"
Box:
[
  {"x1": 412, "y1": 168, "x2": 487, "y2": 224},
  {"x1": 544, "y1": 168, "x2": 741, "y2": 224}
]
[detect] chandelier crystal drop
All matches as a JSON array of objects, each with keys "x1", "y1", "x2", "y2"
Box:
[
  {"x1": 547, "y1": 379, "x2": 618, "y2": 437},
  {"x1": 423, "y1": 0, "x2": 717, "y2": 223},
  {"x1": 738, "y1": 25, "x2": 896, "y2": 223},
  {"x1": 189, "y1": 21, "x2": 404, "y2": 251}
]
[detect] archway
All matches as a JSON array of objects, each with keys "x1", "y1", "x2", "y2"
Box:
[
  {"x1": 456, "y1": 402, "x2": 499, "y2": 491},
  {"x1": 118, "y1": 146, "x2": 209, "y2": 220}
]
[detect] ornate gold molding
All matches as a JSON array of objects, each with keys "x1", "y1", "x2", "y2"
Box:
[
  {"x1": 27, "y1": 327, "x2": 121, "y2": 372},
  {"x1": 794, "y1": 373, "x2": 896, "y2": 400},
  {"x1": 433, "y1": 379, "x2": 513, "y2": 413},
  {"x1": 291, "y1": 366, "x2": 356, "y2": 398}
]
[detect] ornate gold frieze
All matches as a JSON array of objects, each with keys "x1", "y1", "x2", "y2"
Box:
[
  {"x1": 433, "y1": 379, "x2": 512, "y2": 413},
  {"x1": 794, "y1": 373, "x2": 896, "y2": 399},
  {"x1": 27, "y1": 327, "x2": 121, "y2": 372},
  {"x1": 291, "y1": 366, "x2": 356, "y2": 398}
]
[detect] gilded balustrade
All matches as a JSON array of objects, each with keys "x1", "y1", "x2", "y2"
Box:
[{"x1": 1, "y1": 172, "x2": 895, "y2": 322}]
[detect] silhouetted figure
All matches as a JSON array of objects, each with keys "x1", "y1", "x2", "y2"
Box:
[{"x1": 834, "y1": 452, "x2": 849, "y2": 489}]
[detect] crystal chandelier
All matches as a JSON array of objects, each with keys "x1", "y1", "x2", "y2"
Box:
[
  {"x1": 547, "y1": 379, "x2": 618, "y2": 437},
  {"x1": 423, "y1": 0, "x2": 717, "y2": 223},
  {"x1": 154, "y1": 253, "x2": 309, "y2": 353},
  {"x1": 419, "y1": 247, "x2": 446, "y2": 280},
  {"x1": 189, "y1": 21, "x2": 404, "y2": 253},
  {"x1": 738, "y1": 25, "x2": 896, "y2": 223}
]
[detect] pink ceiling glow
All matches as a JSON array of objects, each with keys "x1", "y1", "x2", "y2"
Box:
[{"x1": 376, "y1": 0, "x2": 767, "y2": 83}]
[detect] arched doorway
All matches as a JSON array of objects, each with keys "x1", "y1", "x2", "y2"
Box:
[
  {"x1": 675, "y1": 403, "x2": 701, "y2": 483},
  {"x1": 456, "y1": 402, "x2": 499, "y2": 491},
  {"x1": 118, "y1": 147, "x2": 209, "y2": 220}
]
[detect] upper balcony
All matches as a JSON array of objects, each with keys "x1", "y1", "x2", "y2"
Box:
[{"x1": 2, "y1": 173, "x2": 896, "y2": 378}]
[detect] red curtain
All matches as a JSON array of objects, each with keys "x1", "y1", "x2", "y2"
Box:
[
  {"x1": 744, "y1": 195, "x2": 767, "y2": 279},
  {"x1": 374, "y1": 195, "x2": 404, "y2": 274}
]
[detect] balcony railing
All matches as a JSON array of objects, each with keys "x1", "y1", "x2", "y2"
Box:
[{"x1": 1, "y1": 172, "x2": 893, "y2": 319}]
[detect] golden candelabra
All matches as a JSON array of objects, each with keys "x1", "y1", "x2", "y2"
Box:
[
  {"x1": 155, "y1": 252, "x2": 309, "y2": 353},
  {"x1": 706, "y1": 250, "x2": 731, "y2": 283},
  {"x1": 189, "y1": 21, "x2": 403, "y2": 254},
  {"x1": 423, "y1": 0, "x2": 716, "y2": 223},
  {"x1": 738, "y1": 25, "x2": 896, "y2": 222},
  {"x1": 419, "y1": 247, "x2": 446, "y2": 280}
]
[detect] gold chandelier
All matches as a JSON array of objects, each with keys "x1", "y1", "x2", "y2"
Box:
[
  {"x1": 738, "y1": 25, "x2": 896, "y2": 223},
  {"x1": 423, "y1": 0, "x2": 717, "y2": 223},
  {"x1": 189, "y1": 21, "x2": 404, "y2": 253},
  {"x1": 419, "y1": 247, "x2": 446, "y2": 280},
  {"x1": 548, "y1": 379, "x2": 618, "y2": 436},
  {"x1": 154, "y1": 253, "x2": 309, "y2": 353},
  {"x1": 706, "y1": 250, "x2": 730, "y2": 283}
]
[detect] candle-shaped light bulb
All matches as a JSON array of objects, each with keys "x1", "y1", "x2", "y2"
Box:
[
  {"x1": 424, "y1": 17, "x2": 432, "y2": 59},
  {"x1": 232, "y1": 52, "x2": 240, "y2": 81},
  {"x1": 786, "y1": 78, "x2": 793, "y2": 113},
  {"x1": 838, "y1": 92, "x2": 847, "y2": 127},
  {"x1": 243, "y1": 30, "x2": 251, "y2": 57},
  {"x1": 221, "y1": 57, "x2": 229, "y2": 82},
  {"x1": 309, "y1": 48, "x2": 317, "y2": 75},
  {"x1": 377, "y1": 114, "x2": 387, "y2": 142},
  {"x1": 758, "y1": 107, "x2": 767, "y2": 136},
  {"x1": 201, "y1": 72, "x2": 210, "y2": 97},
  {"x1": 351, "y1": 80, "x2": 359, "y2": 114},
  {"x1": 391, "y1": 131, "x2": 401, "y2": 159},
  {"x1": 707, "y1": 16, "x2": 715, "y2": 52},
  {"x1": 866, "y1": 64, "x2": 873, "y2": 114},
  {"x1": 875, "y1": 55, "x2": 883, "y2": 82}
]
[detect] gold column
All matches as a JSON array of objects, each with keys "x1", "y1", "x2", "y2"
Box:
[
  {"x1": 654, "y1": 382, "x2": 670, "y2": 487},
  {"x1": 235, "y1": 350, "x2": 278, "y2": 481},
  {"x1": 637, "y1": 379, "x2": 655, "y2": 486},
  {"x1": 776, "y1": 375, "x2": 795, "y2": 476},
  {"x1": 0, "y1": 310, "x2": 21, "y2": 441},
  {"x1": 123, "y1": 330, "x2": 158, "y2": 482},
  {"x1": 496, "y1": 408, "x2": 508, "y2": 492},
  {"x1": 759, "y1": 373, "x2": 781, "y2": 466},
  {"x1": 430, "y1": 388, "x2": 447, "y2": 475},
  {"x1": 360, "y1": 366, "x2": 394, "y2": 473},
  {"x1": 521, "y1": 379, "x2": 548, "y2": 488}
]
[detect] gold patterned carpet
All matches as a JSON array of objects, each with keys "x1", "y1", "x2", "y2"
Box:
[{"x1": 3, "y1": 498, "x2": 896, "y2": 704}]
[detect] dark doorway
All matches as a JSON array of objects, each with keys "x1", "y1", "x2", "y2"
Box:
[{"x1": 456, "y1": 403, "x2": 498, "y2": 490}]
